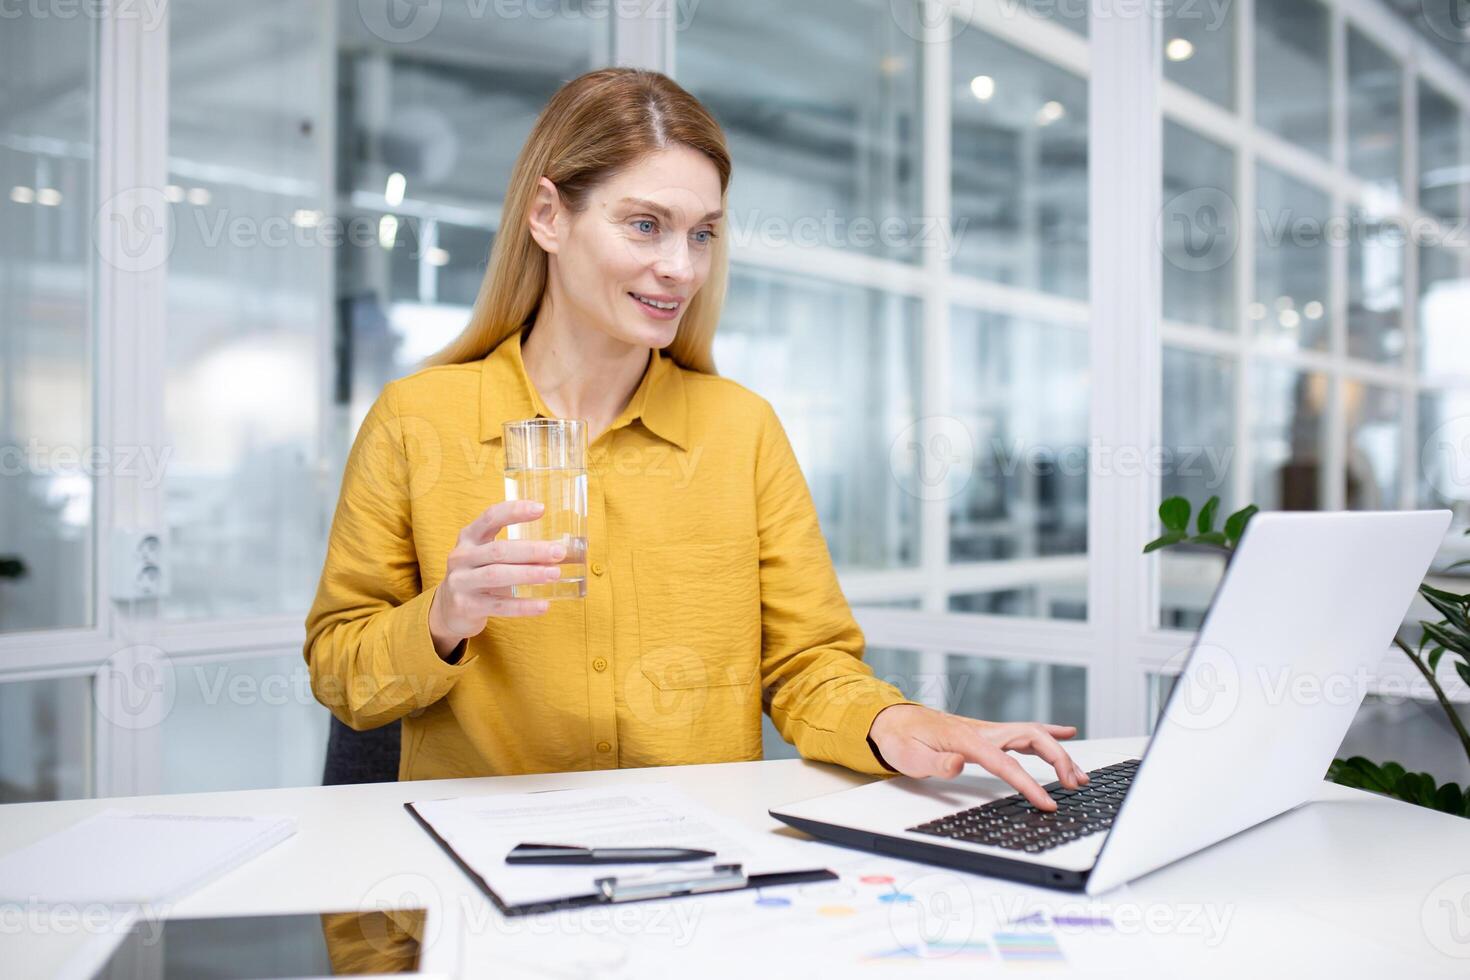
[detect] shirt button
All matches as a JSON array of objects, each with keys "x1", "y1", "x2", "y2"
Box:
[
  {"x1": 591, "y1": 561, "x2": 606, "y2": 576},
  {"x1": 592, "y1": 657, "x2": 608, "y2": 672},
  {"x1": 596, "y1": 741, "x2": 612, "y2": 753}
]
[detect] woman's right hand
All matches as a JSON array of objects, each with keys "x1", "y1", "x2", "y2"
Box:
[{"x1": 427, "y1": 499, "x2": 564, "y2": 657}]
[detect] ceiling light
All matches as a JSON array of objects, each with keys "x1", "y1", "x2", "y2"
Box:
[
  {"x1": 1165, "y1": 38, "x2": 1194, "y2": 62},
  {"x1": 385, "y1": 172, "x2": 406, "y2": 208}
]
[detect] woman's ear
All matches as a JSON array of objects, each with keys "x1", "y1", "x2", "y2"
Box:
[{"x1": 526, "y1": 176, "x2": 563, "y2": 254}]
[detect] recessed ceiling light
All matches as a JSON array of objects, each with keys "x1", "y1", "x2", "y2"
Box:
[
  {"x1": 1165, "y1": 38, "x2": 1195, "y2": 62},
  {"x1": 385, "y1": 172, "x2": 406, "y2": 208}
]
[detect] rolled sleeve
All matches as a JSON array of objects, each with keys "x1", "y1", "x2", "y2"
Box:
[{"x1": 304, "y1": 384, "x2": 476, "y2": 731}]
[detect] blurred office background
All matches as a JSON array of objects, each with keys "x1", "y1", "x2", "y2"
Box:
[{"x1": 1, "y1": 0, "x2": 1467, "y2": 803}]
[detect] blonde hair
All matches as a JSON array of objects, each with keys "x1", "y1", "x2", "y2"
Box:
[{"x1": 424, "y1": 68, "x2": 732, "y2": 374}]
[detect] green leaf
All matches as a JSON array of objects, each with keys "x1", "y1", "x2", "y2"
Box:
[
  {"x1": 1446, "y1": 558, "x2": 1470, "y2": 572},
  {"x1": 1407, "y1": 773, "x2": 1440, "y2": 806},
  {"x1": 1192, "y1": 531, "x2": 1228, "y2": 547},
  {"x1": 1421, "y1": 583, "x2": 1470, "y2": 605},
  {"x1": 1379, "y1": 761, "x2": 1407, "y2": 789},
  {"x1": 1326, "y1": 757, "x2": 1368, "y2": 788},
  {"x1": 1223, "y1": 504, "x2": 1259, "y2": 546},
  {"x1": 1332, "y1": 757, "x2": 1397, "y2": 794},
  {"x1": 1143, "y1": 531, "x2": 1187, "y2": 554},
  {"x1": 1417, "y1": 586, "x2": 1470, "y2": 635},
  {"x1": 1196, "y1": 496, "x2": 1220, "y2": 535},
  {"x1": 1421, "y1": 622, "x2": 1470, "y2": 659},
  {"x1": 1435, "y1": 782, "x2": 1465, "y2": 816},
  {"x1": 1159, "y1": 497, "x2": 1190, "y2": 533},
  {"x1": 1428, "y1": 646, "x2": 1446, "y2": 673},
  {"x1": 1457, "y1": 660, "x2": 1470, "y2": 689}
]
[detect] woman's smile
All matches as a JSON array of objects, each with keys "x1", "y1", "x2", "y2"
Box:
[{"x1": 627, "y1": 290, "x2": 683, "y2": 320}]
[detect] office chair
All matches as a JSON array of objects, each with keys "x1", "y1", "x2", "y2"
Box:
[{"x1": 322, "y1": 714, "x2": 401, "y2": 786}]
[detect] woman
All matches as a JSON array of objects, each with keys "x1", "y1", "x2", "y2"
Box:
[{"x1": 305, "y1": 66, "x2": 1085, "y2": 817}]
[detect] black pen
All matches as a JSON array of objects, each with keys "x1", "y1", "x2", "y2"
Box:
[{"x1": 506, "y1": 842, "x2": 717, "y2": 864}]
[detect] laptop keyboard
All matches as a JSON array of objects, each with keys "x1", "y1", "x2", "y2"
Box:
[{"x1": 906, "y1": 759, "x2": 1140, "y2": 855}]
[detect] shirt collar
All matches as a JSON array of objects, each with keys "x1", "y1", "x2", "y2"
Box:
[{"x1": 478, "y1": 326, "x2": 689, "y2": 452}]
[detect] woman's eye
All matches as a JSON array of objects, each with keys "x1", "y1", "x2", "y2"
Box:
[
  {"x1": 632, "y1": 219, "x2": 656, "y2": 235},
  {"x1": 693, "y1": 229, "x2": 715, "y2": 245}
]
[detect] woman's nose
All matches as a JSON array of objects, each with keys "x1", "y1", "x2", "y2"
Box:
[{"x1": 652, "y1": 241, "x2": 695, "y2": 283}]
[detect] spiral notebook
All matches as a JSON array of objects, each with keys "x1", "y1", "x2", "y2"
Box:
[{"x1": 405, "y1": 782, "x2": 834, "y2": 916}]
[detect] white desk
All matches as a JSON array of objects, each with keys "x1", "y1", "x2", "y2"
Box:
[{"x1": 4, "y1": 737, "x2": 1469, "y2": 978}]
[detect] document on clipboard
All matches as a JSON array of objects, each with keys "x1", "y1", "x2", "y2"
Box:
[{"x1": 405, "y1": 782, "x2": 835, "y2": 916}]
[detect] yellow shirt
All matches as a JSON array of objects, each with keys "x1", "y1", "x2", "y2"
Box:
[{"x1": 303, "y1": 327, "x2": 918, "y2": 781}]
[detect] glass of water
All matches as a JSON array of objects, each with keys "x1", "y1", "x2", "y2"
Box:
[{"x1": 501, "y1": 418, "x2": 588, "y2": 600}]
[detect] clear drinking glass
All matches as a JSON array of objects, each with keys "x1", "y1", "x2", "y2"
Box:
[{"x1": 502, "y1": 418, "x2": 589, "y2": 600}]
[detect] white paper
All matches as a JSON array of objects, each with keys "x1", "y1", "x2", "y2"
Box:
[
  {"x1": 479, "y1": 841, "x2": 1161, "y2": 979},
  {"x1": 0, "y1": 809, "x2": 296, "y2": 909},
  {"x1": 409, "y1": 783, "x2": 823, "y2": 908}
]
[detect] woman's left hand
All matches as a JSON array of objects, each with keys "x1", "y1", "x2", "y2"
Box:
[{"x1": 867, "y1": 703, "x2": 1087, "y2": 811}]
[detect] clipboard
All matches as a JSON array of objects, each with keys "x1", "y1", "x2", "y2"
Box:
[{"x1": 404, "y1": 801, "x2": 837, "y2": 917}]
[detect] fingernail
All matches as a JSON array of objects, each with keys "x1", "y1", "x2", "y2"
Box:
[
  {"x1": 550, "y1": 544, "x2": 566, "y2": 560},
  {"x1": 528, "y1": 500, "x2": 544, "y2": 511},
  {"x1": 544, "y1": 566, "x2": 561, "y2": 580}
]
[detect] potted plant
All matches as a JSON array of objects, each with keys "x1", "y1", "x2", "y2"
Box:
[{"x1": 1145, "y1": 496, "x2": 1470, "y2": 819}]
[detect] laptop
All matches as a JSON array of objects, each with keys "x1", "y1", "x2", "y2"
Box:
[{"x1": 770, "y1": 509, "x2": 1453, "y2": 895}]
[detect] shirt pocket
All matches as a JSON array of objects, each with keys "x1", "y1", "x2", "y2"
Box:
[{"x1": 633, "y1": 535, "x2": 761, "y2": 690}]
